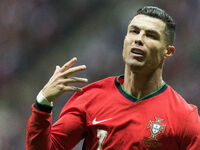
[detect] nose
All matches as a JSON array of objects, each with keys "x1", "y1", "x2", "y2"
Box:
[
  {"x1": 135, "y1": 33, "x2": 143, "y2": 46},
  {"x1": 135, "y1": 39, "x2": 143, "y2": 46}
]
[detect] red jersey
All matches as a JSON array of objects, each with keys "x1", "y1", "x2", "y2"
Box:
[{"x1": 26, "y1": 76, "x2": 200, "y2": 150}]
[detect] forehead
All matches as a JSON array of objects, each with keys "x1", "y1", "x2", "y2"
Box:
[{"x1": 129, "y1": 14, "x2": 166, "y2": 33}]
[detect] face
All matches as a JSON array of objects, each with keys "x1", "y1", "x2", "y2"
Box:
[{"x1": 123, "y1": 14, "x2": 171, "y2": 74}]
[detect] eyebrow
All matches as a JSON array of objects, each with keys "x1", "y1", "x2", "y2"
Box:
[
  {"x1": 129, "y1": 25, "x2": 140, "y2": 30},
  {"x1": 129, "y1": 25, "x2": 160, "y2": 39}
]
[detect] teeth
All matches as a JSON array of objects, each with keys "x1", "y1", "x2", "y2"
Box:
[{"x1": 131, "y1": 49, "x2": 144, "y2": 55}]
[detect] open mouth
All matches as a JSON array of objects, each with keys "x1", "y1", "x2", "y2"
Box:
[{"x1": 131, "y1": 48, "x2": 145, "y2": 56}]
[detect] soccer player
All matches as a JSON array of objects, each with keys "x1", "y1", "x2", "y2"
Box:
[{"x1": 26, "y1": 6, "x2": 200, "y2": 150}]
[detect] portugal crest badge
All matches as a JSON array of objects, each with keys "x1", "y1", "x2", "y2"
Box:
[
  {"x1": 147, "y1": 117, "x2": 166, "y2": 141},
  {"x1": 143, "y1": 117, "x2": 166, "y2": 148}
]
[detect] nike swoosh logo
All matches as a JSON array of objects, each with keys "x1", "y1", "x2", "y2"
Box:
[{"x1": 92, "y1": 118, "x2": 112, "y2": 125}]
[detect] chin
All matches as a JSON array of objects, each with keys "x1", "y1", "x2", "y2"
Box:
[
  {"x1": 125, "y1": 59, "x2": 153, "y2": 74},
  {"x1": 128, "y1": 58, "x2": 144, "y2": 67},
  {"x1": 126, "y1": 61, "x2": 144, "y2": 72}
]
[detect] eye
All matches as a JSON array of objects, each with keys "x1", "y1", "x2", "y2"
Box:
[
  {"x1": 129, "y1": 29, "x2": 139, "y2": 34},
  {"x1": 146, "y1": 33, "x2": 158, "y2": 40}
]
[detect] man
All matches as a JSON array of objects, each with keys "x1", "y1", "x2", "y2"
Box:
[{"x1": 26, "y1": 6, "x2": 200, "y2": 150}]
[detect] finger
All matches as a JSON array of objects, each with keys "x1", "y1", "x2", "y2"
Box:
[
  {"x1": 63, "y1": 86, "x2": 83, "y2": 92},
  {"x1": 49, "y1": 65, "x2": 61, "y2": 81},
  {"x1": 56, "y1": 65, "x2": 61, "y2": 69},
  {"x1": 62, "y1": 65, "x2": 87, "y2": 77},
  {"x1": 60, "y1": 57, "x2": 77, "y2": 72},
  {"x1": 55, "y1": 65, "x2": 61, "y2": 73},
  {"x1": 62, "y1": 77, "x2": 88, "y2": 84}
]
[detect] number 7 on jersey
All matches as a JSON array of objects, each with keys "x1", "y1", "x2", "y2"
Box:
[{"x1": 97, "y1": 129, "x2": 108, "y2": 150}]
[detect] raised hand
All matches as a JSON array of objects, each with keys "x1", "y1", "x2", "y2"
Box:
[{"x1": 41, "y1": 57, "x2": 88, "y2": 102}]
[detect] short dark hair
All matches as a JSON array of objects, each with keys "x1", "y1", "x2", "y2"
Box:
[{"x1": 137, "y1": 6, "x2": 176, "y2": 45}]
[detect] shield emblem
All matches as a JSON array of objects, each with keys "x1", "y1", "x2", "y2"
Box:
[
  {"x1": 147, "y1": 117, "x2": 166, "y2": 141},
  {"x1": 152, "y1": 124, "x2": 160, "y2": 134}
]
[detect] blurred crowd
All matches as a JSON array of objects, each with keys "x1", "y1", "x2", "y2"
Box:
[{"x1": 0, "y1": 0, "x2": 199, "y2": 149}]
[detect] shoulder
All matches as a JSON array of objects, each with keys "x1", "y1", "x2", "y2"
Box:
[
  {"x1": 59, "y1": 76, "x2": 118, "y2": 116},
  {"x1": 82, "y1": 76, "x2": 117, "y2": 91},
  {"x1": 165, "y1": 86, "x2": 200, "y2": 135},
  {"x1": 166, "y1": 85, "x2": 198, "y2": 114},
  {"x1": 64, "y1": 76, "x2": 117, "y2": 104}
]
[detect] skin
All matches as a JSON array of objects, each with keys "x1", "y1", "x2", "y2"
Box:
[
  {"x1": 42, "y1": 57, "x2": 88, "y2": 102},
  {"x1": 42, "y1": 14, "x2": 175, "y2": 102},
  {"x1": 122, "y1": 14, "x2": 175, "y2": 99}
]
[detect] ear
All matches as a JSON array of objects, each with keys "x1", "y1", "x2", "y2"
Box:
[{"x1": 164, "y1": 46, "x2": 175, "y2": 58}]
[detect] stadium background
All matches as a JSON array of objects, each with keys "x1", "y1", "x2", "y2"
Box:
[{"x1": 0, "y1": 0, "x2": 199, "y2": 149}]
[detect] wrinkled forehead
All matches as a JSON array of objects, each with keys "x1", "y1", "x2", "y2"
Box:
[{"x1": 129, "y1": 14, "x2": 166, "y2": 34}]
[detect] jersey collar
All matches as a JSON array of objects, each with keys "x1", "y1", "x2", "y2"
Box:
[{"x1": 114, "y1": 75, "x2": 168, "y2": 103}]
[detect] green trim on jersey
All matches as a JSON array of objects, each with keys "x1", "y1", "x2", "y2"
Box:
[{"x1": 115, "y1": 75, "x2": 168, "y2": 102}]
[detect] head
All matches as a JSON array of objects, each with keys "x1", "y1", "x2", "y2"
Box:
[{"x1": 123, "y1": 6, "x2": 176, "y2": 74}]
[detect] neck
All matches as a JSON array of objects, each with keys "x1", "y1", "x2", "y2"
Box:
[{"x1": 123, "y1": 65, "x2": 164, "y2": 99}]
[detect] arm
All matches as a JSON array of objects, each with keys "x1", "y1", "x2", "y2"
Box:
[{"x1": 26, "y1": 57, "x2": 88, "y2": 150}]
